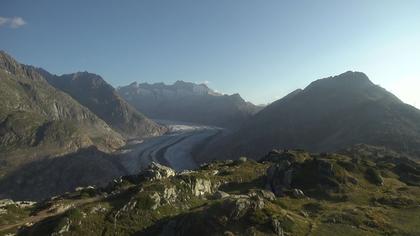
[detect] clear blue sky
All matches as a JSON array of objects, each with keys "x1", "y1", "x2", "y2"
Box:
[{"x1": 1, "y1": 0, "x2": 420, "y2": 107}]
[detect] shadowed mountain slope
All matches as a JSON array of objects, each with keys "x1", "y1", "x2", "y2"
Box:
[
  {"x1": 0, "y1": 51, "x2": 125, "y2": 177},
  {"x1": 200, "y1": 71, "x2": 420, "y2": 161}
]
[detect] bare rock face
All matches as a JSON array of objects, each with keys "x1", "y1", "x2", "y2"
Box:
[{"x1": 178, "y1": 175, "x2": 215, "y2": 197}]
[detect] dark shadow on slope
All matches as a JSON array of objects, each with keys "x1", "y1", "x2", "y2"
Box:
[{"x1": 0, "y1": 146, "x2": 128, "y2": 201}]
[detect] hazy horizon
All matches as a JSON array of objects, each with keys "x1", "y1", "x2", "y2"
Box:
[{"x1": 1, "y1": 0, "x2": 420, "y2": 107}]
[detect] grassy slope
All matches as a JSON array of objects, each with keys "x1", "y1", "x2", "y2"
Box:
[{"x1": 2, "y1": 148, "x2": 419, "y2": 236}]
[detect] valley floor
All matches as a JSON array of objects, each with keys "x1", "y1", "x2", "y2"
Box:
[{"x1": 117, "y1": 120, "x2": 223, "y2": 173}]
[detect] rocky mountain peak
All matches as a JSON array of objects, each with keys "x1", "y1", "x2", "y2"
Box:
[
  {"x1": 306, "y1": 71, "x2": 374, "y2": 92},
  {"x1": 0, "y1": 51, "x2": 25, "y2": 75}
]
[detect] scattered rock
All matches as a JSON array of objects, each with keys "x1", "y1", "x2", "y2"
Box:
[{"x1": 89, "y1": 205, "x2": 108, "y2": 214}]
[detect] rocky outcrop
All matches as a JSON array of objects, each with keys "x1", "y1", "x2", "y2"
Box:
[
  {"x1": 271, "y1": 218, "x2": 285, "y2": 236},
  {"x1": 266, "y1": 160, "x2": 293, "y2": 196},
  {"x1": 9, "y1": 148, "x2": 420, "y2": 236},
  {"x1": 178, "y1": 175, "x2": 215, "y2": 197},
  {"x1": 266, "y1": 155, "x2": 347, "y2": 197},
  {"x1": 140, "y1": 162, "x2": 176, "y2": 181},
  {"x1": 261, "y1": 149, "x2": 297, "y2": 163}
]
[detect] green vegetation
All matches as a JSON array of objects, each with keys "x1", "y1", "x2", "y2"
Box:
[{"x1": 1, "y1": 146, "x2": 419, "y2": 235}]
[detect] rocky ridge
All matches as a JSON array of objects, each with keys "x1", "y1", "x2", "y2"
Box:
[
  {"x1": 0, "y1": 51, "x2": 125, "y2": 177},
  {"x1": 117, "y1": 81, "x2": 261, "y2": 128},
  {"x1": 39, "y1": 70, "x2": 166, "y2": 139}
]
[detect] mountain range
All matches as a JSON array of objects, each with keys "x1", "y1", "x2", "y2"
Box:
[
  {"x1": 198, "y1": 71, "x2": 420, "y2": 161},
  {"x1": 0, "y1": 51, "x2": 165, "y2": 200},
  {"x1": 0, "y1": 51, "x2": 126, "y2": 177},
  {"x1": 2, "y1": 51, "x2": 420, "y2": 201},
  {"x1": 117, "y1": 81, "x2": 261, "y2": 128},
  {"x1": 37, "y1": 70, "x2": 166, "y2": 139},
  {"x1": 1, "y1": 51, "x2": 420, "y2": 235}
]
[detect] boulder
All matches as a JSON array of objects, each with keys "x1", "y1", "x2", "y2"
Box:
[
  {"x1": 291, "y1": 189, "x2": 306, "y2": 199},
  {"x1": 214, "y1": 191, "x2": 230, "y2": 199},
  {"x1": 236, "y1": 157, "x2": 248, "y2": 164},
  {"x1": 0, "y1": 199, "x2": 14, "y2": 207}
]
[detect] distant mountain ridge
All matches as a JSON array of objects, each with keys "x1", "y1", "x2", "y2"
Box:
[
  {"x1": 199, "y1": 71, "x2": 420, "y2": 161},
  {"x1": 118, "y1": 80, "x2": 261, "y2": 128},
  {"x1": 37, "y1": 70, "x2": 166, "y2": 139}
]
